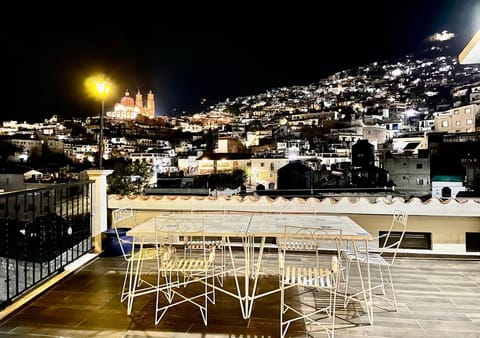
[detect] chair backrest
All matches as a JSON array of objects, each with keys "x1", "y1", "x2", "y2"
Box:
[
  {"x1": 154, "y1": 216, "x2": 213, "y2": 263},
  {"x1": 278, "y1": 225, "x2": 343, "y2": 273},
  {"x1": 111, "y1": 207, "x2": 136, "y2": 259},
  {"x1": 379, "y1": 209, "x2": 408, "y2": 263}
]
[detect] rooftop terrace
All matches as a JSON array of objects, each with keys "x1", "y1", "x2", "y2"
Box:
[{"x1": 1, "y1": 174, "x2": 479, "y2": 337}]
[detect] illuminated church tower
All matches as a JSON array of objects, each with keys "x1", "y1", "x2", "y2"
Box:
[
  {"x1": 145, "y1": 90, "x2": 155, "y2": 118},
  {"x1": 135, "y1": 89, "x2": 143, "y2": 110},
  {"x1": 107, "y1": 88, "x2": 156, "y2": 119}
]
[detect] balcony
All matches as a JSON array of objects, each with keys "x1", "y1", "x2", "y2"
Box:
[{"x1": 0, "y1": 181, "x2": 94, "y2": 308}]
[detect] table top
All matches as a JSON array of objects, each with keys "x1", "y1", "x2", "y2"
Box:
[
  {"x1": 248, "y1": 214, "x2": 371, "y2": 240},
  {"x1": 128, "y1": 214, "x2": 371, "y2": 241}
]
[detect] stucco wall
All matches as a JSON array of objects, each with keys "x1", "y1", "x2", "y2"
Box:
[{"x1": 108, "y1": 194, "x2": 480, "y2": 254}]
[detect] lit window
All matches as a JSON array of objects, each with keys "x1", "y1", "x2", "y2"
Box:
[
  {"x1": 416, "y1": 178, "x2": 424, "y2": 185},
  {"x1": 466, "y1": 119, "x2": 473, "y2": 125},
  {"x1": 456, "y1": 121, "x2": 461, "y2": 126},
  {"x1": 454, "y1": 110, "x2": 459, "y2": 114},
  {"x1": 466, "y1": 108, "x2": 471, "y2": 113},
  {"x1": 442, "y1": 121, "x2": 448, "y2": 127}
]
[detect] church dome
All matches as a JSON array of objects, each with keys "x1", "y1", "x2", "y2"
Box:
[{"x1": 120, "y1": 90, "x2": 135, "y2": 107}]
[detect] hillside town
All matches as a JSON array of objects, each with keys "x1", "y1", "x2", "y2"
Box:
[{"x1": 1, "y1": 53, "x2": 479, "y2": 200}]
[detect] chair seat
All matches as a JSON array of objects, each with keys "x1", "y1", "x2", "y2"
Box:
[
  {"x1": 161, "y1": 257, "x2": 211, "y2": 272},
  {"x1": 282, "y1": 265, "x2": 334, "y2": 288},
  {"x1": 343, "y1": 251, "x2": 389, "y2": 266},
  {"x1": 160, "y1": 247, "x2": 215, "y2": 273},
  {"x1": 185, "y1": 240, "x2": 223, "y2": 249},
  {"x1": 277, "y1": 239, "x2": 320, "y2": 251},
  {"x1": 130, "y1": 246, "x2": 172, "y2": 262}
]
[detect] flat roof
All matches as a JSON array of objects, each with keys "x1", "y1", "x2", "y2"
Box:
[{"x1": 432, "y1": 175, "x2": 463, "y2": 182}]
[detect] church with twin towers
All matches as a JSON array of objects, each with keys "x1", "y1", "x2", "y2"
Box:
[{"x1": 106, "y1": 88, "x2": 155, "y2": 119}]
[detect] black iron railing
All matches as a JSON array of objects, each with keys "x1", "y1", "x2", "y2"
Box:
[{"x1": 0, "y1": 181, "x2": 93, "y2": 309}]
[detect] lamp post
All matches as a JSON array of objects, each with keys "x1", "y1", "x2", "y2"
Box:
[{"x1": 95, "y1": 78, "x2": 111, "y2": 170}]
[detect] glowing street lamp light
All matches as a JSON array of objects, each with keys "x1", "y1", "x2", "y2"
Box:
[
  {"x1": 83, "y1": 75, "x2": 112, "y2": 170},
  {"x1": 85, "y1": 74, "x2": 114, "y2": 169},
  {"x1": 96, "y1": 79, "x2": 111, "y2": 169}
]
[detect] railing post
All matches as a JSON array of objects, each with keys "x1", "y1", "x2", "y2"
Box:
[{"x1": 86, "y1": 169, "x2": 114, "y2": 253}]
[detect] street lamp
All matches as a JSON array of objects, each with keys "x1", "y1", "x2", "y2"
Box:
[{"x1": 95, "y1": 77, "x2": 111, "y2": 170}]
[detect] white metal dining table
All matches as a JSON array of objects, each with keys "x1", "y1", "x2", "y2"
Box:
[{"x1": 126, "y1": 213, "x2": 374, "y2": 323}]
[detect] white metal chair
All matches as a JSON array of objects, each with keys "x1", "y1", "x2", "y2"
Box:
[
  {"x1": 154, "y1": 216, "x2": 217, "y2": 326},
  {"x1": 111, "y1": 207, "x2": 164, "y2": 305},
  {"x1": 342, "y1": 209, "x2": 408, "y2": 318},
  {"x1": 183, "y1": 232, "x2": 226, "y2": 286},
  {"x1": 278, "y1": 225, "x2": 342, "y2": 338}
]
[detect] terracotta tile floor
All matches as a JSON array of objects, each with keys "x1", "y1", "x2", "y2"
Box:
[{"x1": 0, "y1": 253, "x2": 480, "y2": 337}]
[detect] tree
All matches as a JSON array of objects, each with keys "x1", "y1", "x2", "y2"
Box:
[
  {"x1": 29, "y1": 143, "x2": 74, "y2": 169},
  {"x1": 0, "y1": 141, "x2": 22, "y2": 164},
  {"x1": 231, "y1": 169, "x2": 247, "y2": 188},
  {"x1": 247, "y1": 120, "x2": 263, "y2": 132},
  {"x1": 107, "y1": 158, "x2": 153, "y2": 195},
  {"x1": 206, "y1": 169, "x2": 247, "y2": 190},
  {"x1": 225, "y1": 103, "x2": 241, "y2": 116}
]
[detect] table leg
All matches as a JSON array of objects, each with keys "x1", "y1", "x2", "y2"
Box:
[
  {"x1": 126, "y1": 240, "x2": 143, "y2": 315},
  {"x1": 224, "y1": 236, "x2": 248, "y2": 318},
  {"x1": 351, "y1": 239, "x2": 374, "y2": 324},
  {"x1": 246, "y1": 236, "x2": 267, "y2": 318}
]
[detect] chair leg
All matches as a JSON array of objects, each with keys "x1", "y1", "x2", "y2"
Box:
[
  {"x1": 346, "y1": 263, "x2": 398, "y2": 316},
  {"x1": 120, "y1": 260, "x2": 130, "y2": 303},
  {"x1": 378, "y1": 265, "x2": 386, "y2": 296},
  {"x1": 280, "y1": 285, "x2": 336, "y2": 338},
  {"x1": 330, "y1": 280, "x2": 338, "y2": 338},
  {"x1": 216, "y1": 245, "x2": 225, "y2": 287},
  {"x1": 200, "y1": 275, "x2": 209, "y2": 325},
  {"x1": 136, "y1": 258, "x2": 148, "y2": 287},
  {"x1": 126, "y1": 255, "x2": 148, "y2": 315},
  {"x1": 155, "y1": 287, "x2": 169, "y2": 326},
  {"x1": 207, "y1": 269, "x2": 216, "y2": 304},
  {"x1": 386, "y1": 266, "x2": 398, "y2": 311},
  {"x1": 280, "y1": 283, "x2": 289, "y2": 338},
  {"x1": 343, "y1": 258, "x2": 352, "y2": 308},
  {"x1": 155, "y1": 270, "x2": 176, "y2": 325}
]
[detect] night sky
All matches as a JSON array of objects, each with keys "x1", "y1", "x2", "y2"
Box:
[{"x1": 3, "y1": 0, "x2": 479, "y2": 122}]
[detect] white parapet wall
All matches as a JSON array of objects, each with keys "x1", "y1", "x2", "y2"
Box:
[
  {"x1": 107, "y1": 195, "x2": 480, "y2": 255},
  {"x1": 108, "y1": 195, "x2": 480, "y2": 217}
]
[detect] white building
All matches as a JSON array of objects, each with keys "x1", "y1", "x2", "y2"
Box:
[
  {"x1": 130, "y1": 153, "x2": 178, "y2": 185},
  {"x1": 431, "y1": 175, "x2": 466, "y2": 199},
  {"x1": 434, "y1": 104, "x2": 478, "y2": 133}
]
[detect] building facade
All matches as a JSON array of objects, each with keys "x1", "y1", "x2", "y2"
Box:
[{"x1": 434, "y1": 103, "x2": 478, "y2": 133}]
